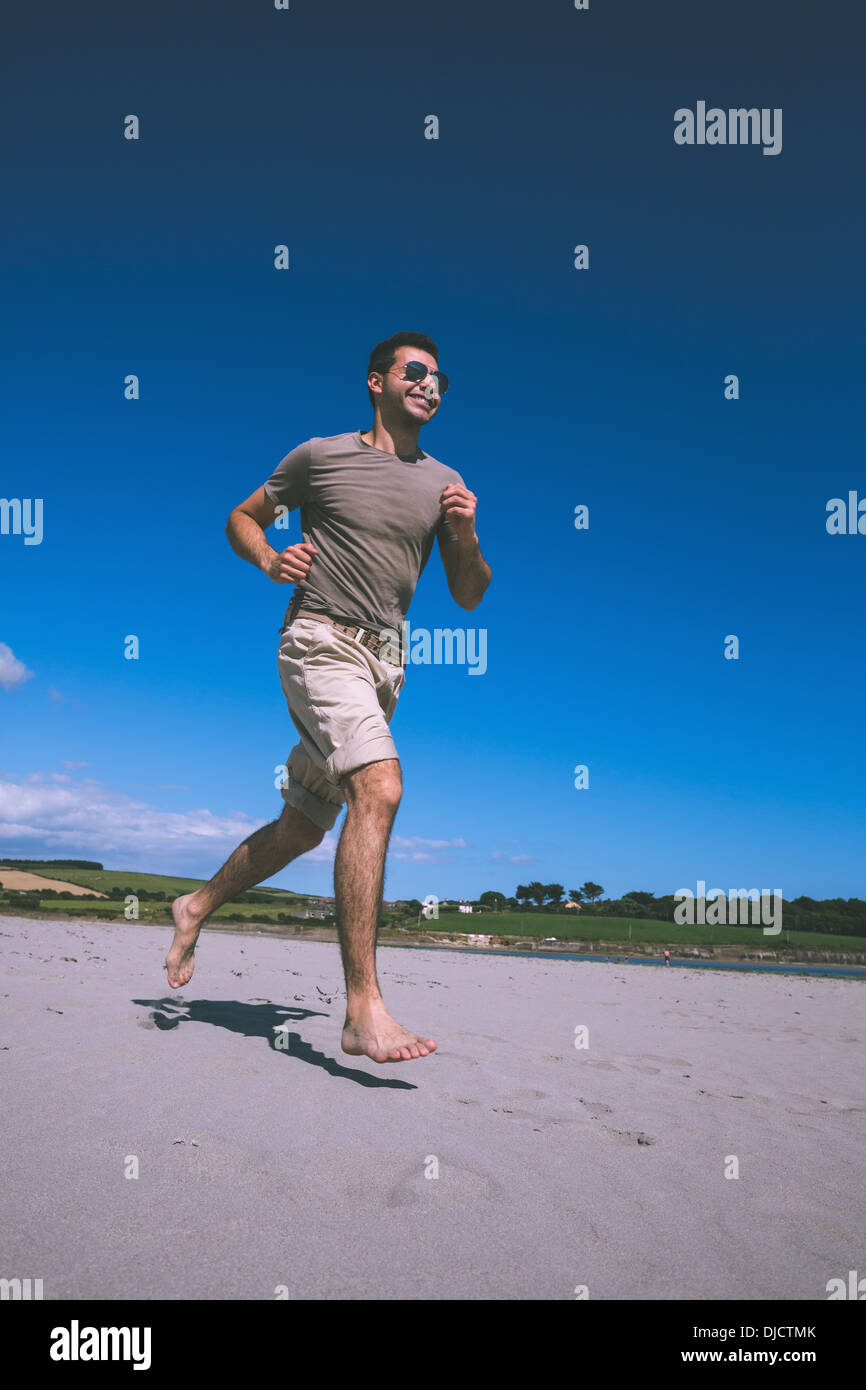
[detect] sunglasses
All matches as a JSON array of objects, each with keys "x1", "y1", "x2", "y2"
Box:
[{"x1": 390, "y1": 360, "x2": 450, "y2": 395}]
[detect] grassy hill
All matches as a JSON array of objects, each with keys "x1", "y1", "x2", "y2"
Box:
[
  {"x1": 0, "y1": 863, "x2": 305, "y2": 901},
  {"x1": 0, "y1": 862, "x2": 313, "y2": 927}
]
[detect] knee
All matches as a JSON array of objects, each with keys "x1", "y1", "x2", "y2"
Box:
[
  {"x1": 344, "y1": 760, "x2": 402, "y2": 817},
  {"x1": 377, "y1": 773, "x2": 402, "y2": 816}
]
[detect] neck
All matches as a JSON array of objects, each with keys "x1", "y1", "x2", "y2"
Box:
[{"x1": 361, "y1": 412, "x2": 421, "y2": 459}]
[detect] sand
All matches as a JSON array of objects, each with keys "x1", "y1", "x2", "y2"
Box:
[{"x1": 1, "y1": 913, "x2": 864, "y2": 1300}]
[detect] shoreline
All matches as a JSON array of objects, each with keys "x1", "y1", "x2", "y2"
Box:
[{"x1": 5, "y1": 908, "x2": 865, "y2": 975}]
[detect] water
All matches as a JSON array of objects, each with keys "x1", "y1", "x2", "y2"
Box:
[{"x1": 388, "y1": 942, "x2": 866, "y2": 980}]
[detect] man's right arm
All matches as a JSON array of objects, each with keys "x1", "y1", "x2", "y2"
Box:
[{"x1": 225, "y1": 486, "x2": 318, "y2": 585}]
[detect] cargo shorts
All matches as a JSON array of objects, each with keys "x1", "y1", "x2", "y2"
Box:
[{"x1": 276, "y1": 615, "x2": 406, "y2": 831}]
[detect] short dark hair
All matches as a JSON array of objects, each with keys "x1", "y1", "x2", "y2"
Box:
[{"x1": 367, "y1": 331, "x2": 439, "y2": 408}]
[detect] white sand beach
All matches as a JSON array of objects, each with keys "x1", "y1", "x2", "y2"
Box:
[{"x1": 1, "y1": 913, "x2": 864, "y2": 1300}]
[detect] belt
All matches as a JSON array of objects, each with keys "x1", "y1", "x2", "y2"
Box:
[{"x1": 283, "y1": 604, "x2": 407, "y2": 667}]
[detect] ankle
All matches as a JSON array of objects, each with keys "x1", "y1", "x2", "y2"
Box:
[
  {"x1": 345, "y1": 992, "x2": 385, "y2": 1018},
  {"x1": 180, "y1": 892, "x2": 206, "y2": 929}
]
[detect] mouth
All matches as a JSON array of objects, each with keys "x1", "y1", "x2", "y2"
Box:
[{"x1": 409, "y1": 393, "x2": 434, "y2": 409}]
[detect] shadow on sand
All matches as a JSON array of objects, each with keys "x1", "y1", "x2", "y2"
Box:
[{"x1": 132, "y1": 997, "x2": 417, "y2": 1089}]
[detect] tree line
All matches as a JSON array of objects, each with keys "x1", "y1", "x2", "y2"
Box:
[
  {"x1": 433, "y1": 884, "x2": 866, "y2": 939},
  {"x1": 0, "y1": 858, "x2": 104, "y2": 870}
]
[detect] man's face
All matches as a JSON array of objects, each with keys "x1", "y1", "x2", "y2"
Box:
[{"x1": 372, "y1": 346, "x2": 441, "y2": 423}]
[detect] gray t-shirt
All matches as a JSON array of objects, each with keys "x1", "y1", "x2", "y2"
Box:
[{"x1": 263, "y1": 429, "x2": 465, "y2": 632}]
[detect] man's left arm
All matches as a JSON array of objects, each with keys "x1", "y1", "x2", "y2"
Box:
[{"x1": 437, "y1": 482, "x2": 492, "y2": 610}]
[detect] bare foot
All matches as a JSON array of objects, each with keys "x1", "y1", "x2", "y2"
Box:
[
  {"x1": 165, "y1": 893, "x2": 201, "y2": 989},
  {"x1": 341, "y1": 1004, "x2": 438, "y2": 1063}
]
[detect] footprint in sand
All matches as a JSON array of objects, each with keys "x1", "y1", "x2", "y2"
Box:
[
  {"x1": 577, "y1": 1098, "x2": 613, "y2": 1116},
  {"x1": 598, "y1": 1126, "x2": 657, "y2": 1146},
  {"x1": 387, "y1": 1162, "x2": 504, "y2": 1208},
  {"x1": 641, "y1": 1055, "x2": 692, "y2": 1068}
]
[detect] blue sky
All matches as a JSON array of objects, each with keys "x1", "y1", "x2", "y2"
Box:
[{"x1": 2, "y1": 1, "x2": 864, "y2": 902}]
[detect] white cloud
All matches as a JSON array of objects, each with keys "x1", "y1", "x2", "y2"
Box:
[
  {"x1": 0, "y1": 642, "x2": 34, "y2": 692},
  {"x1": 0, "y1": 773, "x2": 469, "y2": 875},
  {"x1": 0, "y1": 774, "x2": 271, "y2": 863},
  {"x1": 392, "y1": 835, "x2": 467, "y2": 850},
  {"x1": 491, "y1": 849, "x2": 531, "y2": 864},
  {"x1": 390, "y1": 835, "x2": 467, "y2": 864}
]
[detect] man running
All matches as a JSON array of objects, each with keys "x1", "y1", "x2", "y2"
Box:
[{"x1": 165, "y1": 331, "x2": 491, "y2": 1063}]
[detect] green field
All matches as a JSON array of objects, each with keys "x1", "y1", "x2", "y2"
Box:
[
  {"x1": 0, "y1": 864, "x2": 304, "y2": 901},
  {"x1": 0, "y1": 899, "x2": 315, "y2": 925},
  {"x1": 417, "y1": 913, "x2": 866, "y2": 954},
  {"x1": 0, "y1": 863, "x2": 311, "y2": 926}
]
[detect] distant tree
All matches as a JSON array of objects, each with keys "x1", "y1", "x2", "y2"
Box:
[
  {"x1": 546, "y1": 884, "x2": 564, "y2": 905},
  {"x1": 515, "y1": 884, "x2": 530, "y2": 904},
  {"x1": 480, "y1": 891, "x2": 506, "y2": 910},
  {"x1": 526, "y1": 881, "x2": 548, "y2": 907},
  {"x1": 581, "y1": 881, "x2": 604, "y2": 903},
  {"x1": 567, "y1": 888, "x2": 585, "y2": 904},
  {"x1": 624, "y1": 891, "x2": 656, "y2": 905}
]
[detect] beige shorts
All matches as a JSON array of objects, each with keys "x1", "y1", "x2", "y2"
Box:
[{"x1": 277, "y1": 616, "x2": 406, "y2": 830}]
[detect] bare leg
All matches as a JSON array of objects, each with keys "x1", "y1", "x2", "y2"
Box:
[
  {"x1": 165, "y1": 803, "x2": 324, "y2": 988},
  {"x1": 337, "y1": 759, "x2": 437, "y2": 1063}
]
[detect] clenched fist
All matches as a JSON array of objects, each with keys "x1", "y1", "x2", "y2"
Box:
[
  {"x1": 265, "y1": 541, "x2": 319, "y2": 584},
  {"x1": 439, "y1": 482, "x2": 478, "y2": 542}
]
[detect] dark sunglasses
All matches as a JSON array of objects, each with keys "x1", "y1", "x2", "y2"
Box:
[{"x1": 391, "y1": 360, "x2": 450, "y2": 395}]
